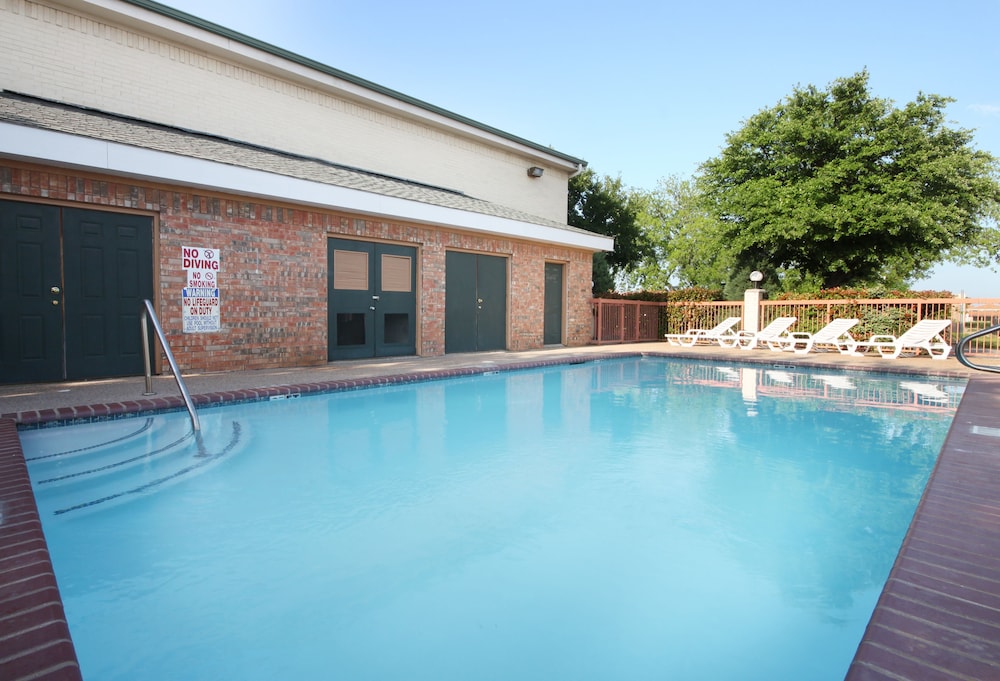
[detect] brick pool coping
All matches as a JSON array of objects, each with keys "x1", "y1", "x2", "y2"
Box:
[
  {"x1": 844, "y1": 370, "x2": 1000, "y2": 680},
  {"x1": 0, "y1": 418, "x2": 81, "y2": 681},
  {"x1": 2, "y1": 352, "x2": 999, "y2": 680}
]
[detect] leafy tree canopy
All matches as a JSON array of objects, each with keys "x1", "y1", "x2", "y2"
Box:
[
  {"x1": 697, "y1": 70, "x2": 1000, "y2": 290},
  {"x1": 625, "y1": 176, "x2": 733, "y2": 294},
  {"x1": 568, "y1": 168, "x2": 649, "y2": 293}
]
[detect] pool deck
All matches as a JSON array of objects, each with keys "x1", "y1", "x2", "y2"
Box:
[{"x1": 2, "y1": 343, "x2": 999, "y2": 680}]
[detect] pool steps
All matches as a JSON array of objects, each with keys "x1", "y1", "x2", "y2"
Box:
[{"x1": 25, "y1": 415, "x2": 243, "y2": 517}]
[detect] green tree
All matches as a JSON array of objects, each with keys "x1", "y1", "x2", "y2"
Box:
[
  {"x1": 626, "y1": 176, "x2": 735, "y2": 294},
  {"x1": 568, "y1": 168, "x2": 649, "y2": 293},
  {"x1": 698, "y1": 70, "x2": 1000, "y2": 290}
]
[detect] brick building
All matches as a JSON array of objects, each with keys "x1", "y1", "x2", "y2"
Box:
[{"x1": 0, "y1": 0, "x2": 613, "y2": 383}]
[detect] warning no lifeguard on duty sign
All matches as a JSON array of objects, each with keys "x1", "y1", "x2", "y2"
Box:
[{"x1": 181, "y1": 246, "x2": 221, "y2": 333}]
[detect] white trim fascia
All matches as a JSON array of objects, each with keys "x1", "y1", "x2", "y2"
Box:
[{"x1": 0, "y1": 122, "x2": 614, "y2": 252}]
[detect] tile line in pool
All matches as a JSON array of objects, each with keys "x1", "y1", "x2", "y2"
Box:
[
  {"x1": 37, "y1": 429, "x2": 195, "y2": 485},
  {"x1": 25, "y1": 417, "x2": 155, "y2": 462}
]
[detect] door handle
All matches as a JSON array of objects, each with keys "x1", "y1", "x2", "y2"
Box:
[{"x1": 51, "y1": 286, "x2": 61, "y2": 294}]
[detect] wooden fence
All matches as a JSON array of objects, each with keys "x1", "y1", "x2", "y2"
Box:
[{"x1": 591, "y1": 297, "x2": 1000, "y2": 354}]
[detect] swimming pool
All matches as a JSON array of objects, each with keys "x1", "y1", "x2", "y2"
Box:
[{"x1": 22, "y1": 357, "x2": 962, "y2": 680}]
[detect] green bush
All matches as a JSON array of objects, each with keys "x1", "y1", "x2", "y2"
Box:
[
  {"x1": 775, "y1": 287, "x2": 954, "y2": 301},
  {"x1": 597, "y1": 287, "x2": 723, "y2": 303}
]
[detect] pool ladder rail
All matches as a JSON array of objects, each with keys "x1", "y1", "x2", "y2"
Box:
[
  {"x1": 956, "y1": 323, "x2": 1000, "y2": 374},
  {"x1": 140, "y1": 299, "x2": 201, "y2": 431}
]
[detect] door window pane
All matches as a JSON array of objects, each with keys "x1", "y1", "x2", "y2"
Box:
[
  {"x1": 337, "y1": 313, "x2": 366, "y2": 346},
  {"x1": 333, "y1": 250, "x2": 368, "y2": 290},
  {"x1": 381, "y1": 254, "x2": 412, "y2": 292},
  {"x1": 383, "y1": 313, "x2": 409, "y2": 344}
]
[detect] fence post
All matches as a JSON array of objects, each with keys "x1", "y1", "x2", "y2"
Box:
[
  {"x1": 593, "y1": 301, "x2": 600, "y2": 342},
  {"x1": 744, "y1": 288, "x2": 766, "y2": 333}
]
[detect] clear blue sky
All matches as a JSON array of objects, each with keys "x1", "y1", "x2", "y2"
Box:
[{"x1": 161, "y1": 0, "x2": 1000, "y2": 296}]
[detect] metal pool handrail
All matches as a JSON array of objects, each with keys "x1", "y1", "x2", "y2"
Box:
[
  {"x1": 955, "y1": 323, "x2": 1000, "y2": 374},
  {"x1": 141, "y1": 299, "x2": 201, "y2": 431}
]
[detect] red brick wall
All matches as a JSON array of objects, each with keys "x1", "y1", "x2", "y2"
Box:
[{"x1": 1, "y1": 162, "x2": 595, "y2": 372}]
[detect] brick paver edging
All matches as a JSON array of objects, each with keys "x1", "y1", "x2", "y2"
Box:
[{"x1": 0, "y1": 418, "x2": 83, "y2": 681}]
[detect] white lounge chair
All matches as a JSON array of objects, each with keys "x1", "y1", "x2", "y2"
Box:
[
  {"x1": 664, "y1": 316, "x2": 742, "y2": 348},
  {"x1": 850, "y1": 319, "x2": 952, "y2": 360},
  {"x1": 737, "y1": 316, "x2": 797, "y2": 351},
  {"x1": 781, "y1": 318, "x2": 860, "y2": 355}
]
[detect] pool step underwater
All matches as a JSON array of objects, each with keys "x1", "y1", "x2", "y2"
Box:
[{"x1": 24, "y1": 413, "x2": 245, "y2": 517}]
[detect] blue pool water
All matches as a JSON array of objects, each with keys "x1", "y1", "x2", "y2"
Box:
[{"x1": 22, "y1": 358, "x2": 962, "y2": 681}]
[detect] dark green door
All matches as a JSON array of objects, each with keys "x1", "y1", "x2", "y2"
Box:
[
  {"x1": 0, "y1": 201, "x2": 63, "y2": 382},
  {"x1": 62, "y1": 208, "x2": 154, "y2": 380},
  {"x1": 327, "y1": 238, "x2": 417, "y2": 360},
  {"x1": 0, "y1": 200, "x2": 154, "y2": 383},
  {"x1": 445, "y1": 252, "x2": 507, "y2": 353},
  {"x1": 544, "y1": 262, "x2": 564, "y2": 345},
  {"x1": 444, "y1": 251, "x2": 477, "y2": 354}
]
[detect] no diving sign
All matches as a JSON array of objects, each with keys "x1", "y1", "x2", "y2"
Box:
[{"x1": 182, "y1": 246, "x2": 221, "y2": 333}]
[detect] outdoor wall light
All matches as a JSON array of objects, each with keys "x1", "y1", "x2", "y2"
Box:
[{"x1": 527, "y1": 166, "x2": 544, "y2": 178}]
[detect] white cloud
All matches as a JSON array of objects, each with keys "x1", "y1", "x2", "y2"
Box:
[{"x1": 970, "y1": 103, "x2": 1000, "y2": 116}]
